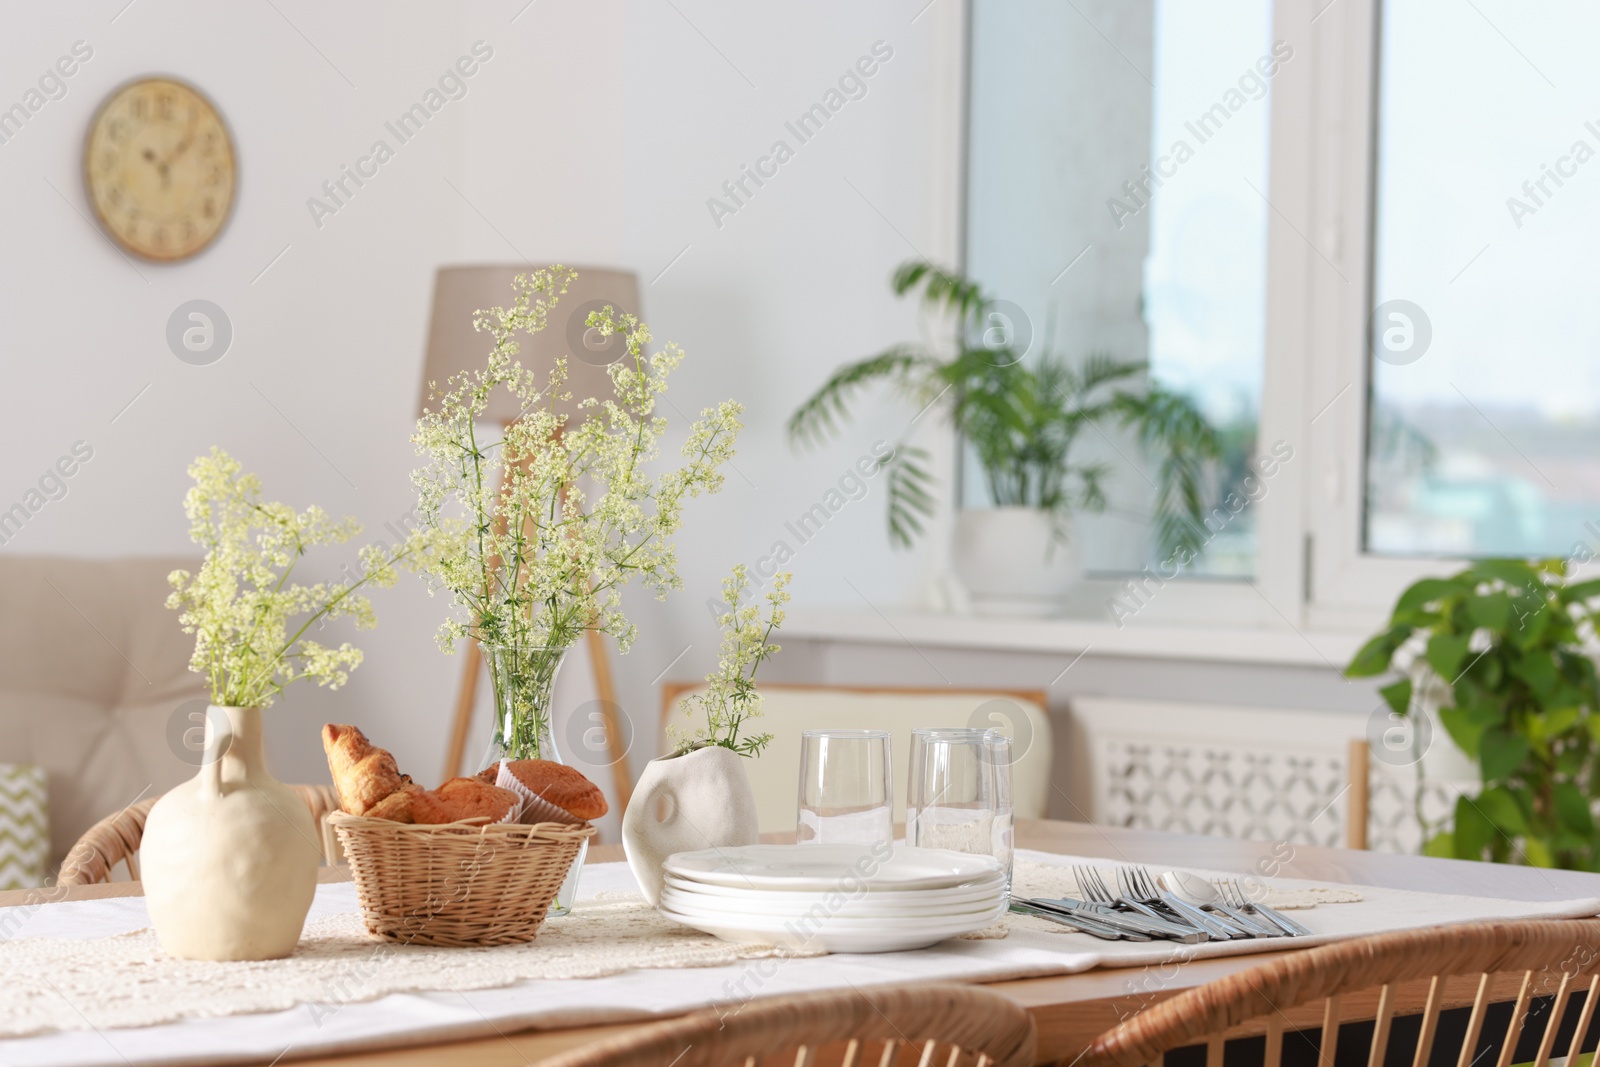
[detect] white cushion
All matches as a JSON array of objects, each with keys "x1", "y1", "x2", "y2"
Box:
[
  {"x1": 0, "y1": 556, "x2": 208, "y2": 865},
  {"x1": 661, "y1": 684, "x2": 1052, "y2": 834}
]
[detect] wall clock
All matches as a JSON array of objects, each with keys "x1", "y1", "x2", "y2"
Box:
[{"x1": 83, "y1": 77, "x2": 236, "y2": 262}]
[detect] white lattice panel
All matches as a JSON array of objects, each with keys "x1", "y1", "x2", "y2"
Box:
[
  {"x1": 1077, "y1": 698, "x2": 1473, "y2": 855},
  {"x1": 1100, "y1": 738, "x2": 1349, "y2": 847},
  {"x1": 1367, "y1": 763, "x2": 1471, "y2": 854}
]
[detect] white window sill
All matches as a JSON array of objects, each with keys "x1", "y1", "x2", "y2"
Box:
[{"x1": 781, "y1": 606, "x2": 1368, "y2": 669}]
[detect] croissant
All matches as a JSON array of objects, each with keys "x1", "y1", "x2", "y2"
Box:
[{"x1": 322, "y1": 724, "x2": 412, "y2": 817}]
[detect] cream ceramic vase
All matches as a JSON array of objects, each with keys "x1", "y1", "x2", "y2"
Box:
[
  {"x1": 141, "y1": 705, "x2": 319, "y2": 960},
  {"x1": 622, "y1": 745, "x2": 759, "y2": 906}
]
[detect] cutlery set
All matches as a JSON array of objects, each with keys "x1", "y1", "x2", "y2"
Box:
[{"x1": 1010, "y1": 865, "x2": 1312, "y2": 942}]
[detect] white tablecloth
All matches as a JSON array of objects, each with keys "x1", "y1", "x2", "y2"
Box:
[{"x1": 1, "y1": 850, "x2": 1597, "y2": 1067}]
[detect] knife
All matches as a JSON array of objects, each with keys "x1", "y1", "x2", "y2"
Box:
[
  {"x1": 1032, "y1": 897, "x2": 1207, "y2": 945},
  {"x1": 1009, "y1": 900, "x2": 1152, "y2": 941},
  {"x1": 1242, "y1": 899, "x2": 1313, "y2": 937}
]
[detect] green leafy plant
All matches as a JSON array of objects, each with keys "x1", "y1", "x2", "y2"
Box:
[
  {"x1": 787, "y1": 261, "x2": 1223, "y2": 555},
  {"x1": 1347, "y1": 558, "x2": 1600, "y2": 869},
  {"x1": 668, "y1": 565, "x2": 791, "y2": 757}
]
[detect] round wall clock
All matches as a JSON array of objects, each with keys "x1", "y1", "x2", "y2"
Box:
[{"x1": 83, "y1": 77, "x2": 236, "y2": 262}]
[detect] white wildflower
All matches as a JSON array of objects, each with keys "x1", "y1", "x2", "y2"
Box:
[
  {"x1": 166, "y1": 447, "x2": 431, "y2": 708},
  {"x1": 669, "y1": 567, "x2": 791, "y2": 757}
]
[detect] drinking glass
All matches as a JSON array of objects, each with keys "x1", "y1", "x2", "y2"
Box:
[
  {"x1": 796, "y1": 729, "x2": 893, "y2": 845},
  {"x1": 907, "y1": 727, "x2": 1014, "y2": 888}
]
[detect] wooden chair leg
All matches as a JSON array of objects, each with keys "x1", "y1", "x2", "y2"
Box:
[
  {"x1": 1265, "y1": 1015, "x2": 1284, "y2": 1067},
  {"x1": 1320, "y1": 994, "x2": 1342, "y2": 1067},
  {"x1": 1494, "y1": 971, "x2": 1535, "y2": 1067},
  {"x1": 1368, "y1": 984, "x2": 1397, "y2": 1067},
  {"x1": 442, "y1": 640, "x2": 482, "y2": 781},
  {"x1": 585, "y1": 626, "x2": 633, "y2": 812},
  {"x1": 1531, "y1": 972, "x2": 1573, "y2": 1067},
  {"x1": 1414, "y1": 975, "x2": 1446, "y2": 1067},
  {"x1": 1562, "y1": 976, "x2": 1600, "y2": 1067},
  {"x1": 1346, "y1": 739, "x2": 1370, "y2": 850},
  {"x1": 1457, "y1": 974, "x2": 1494, "y2": 1067}
]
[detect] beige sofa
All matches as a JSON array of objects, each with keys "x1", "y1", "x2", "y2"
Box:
[{"x1": 0, "y1": 556, "x2": 207, "y2": 867}]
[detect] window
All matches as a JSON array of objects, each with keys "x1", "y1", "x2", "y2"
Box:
[
  {"x1": 966, "y1": 0, "x2": 1276, "y2": 581},
  {"x1": 964, "y1": 0, "x2": 1599, "y2": 628},
  {"x1": 1365, "y1": 0, "x2": 1600, "y2": 559}
]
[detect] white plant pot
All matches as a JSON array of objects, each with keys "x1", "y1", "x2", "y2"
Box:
[
  {"x1": 952, "y1": 507, "x2": 1080, "y2": 616},
  {"x1": 141, "y1": 705, "x2": 319, "y2": 960},
  {"x1": 622, "y1": 745, "x2": 759, "y2": 907}
]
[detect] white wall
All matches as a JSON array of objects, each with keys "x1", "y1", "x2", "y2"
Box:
[{"x1": 0, "y1": 0, "x2": 965, "y2": 828}]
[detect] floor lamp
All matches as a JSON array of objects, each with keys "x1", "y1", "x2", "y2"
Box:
[{"x1": 419, "y1": 264, "x2": 639, "y2": 811}]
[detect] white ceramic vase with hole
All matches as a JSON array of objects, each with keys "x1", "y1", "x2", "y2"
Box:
[
  {"x1": 622, "y1": 745, "x2": 759, "y2": 907},
  {"x1": 141, "y1": 705, "x2": 320, "y2": 960},
  {"x1": 951, "y1": 506, "x2": 1080, "y2": 616}
]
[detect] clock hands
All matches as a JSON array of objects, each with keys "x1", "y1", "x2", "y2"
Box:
[
  {"x1": 139, "y1": 138, "x2": 189, "y2": 191},
  {"x1": 161, "y1": 137, "x2": 191, "y2": 167}
]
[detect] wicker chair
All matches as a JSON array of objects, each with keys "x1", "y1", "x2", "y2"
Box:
[
  {"x1": 536, "y1": 984, "x2": 1036, "y2": 1067},
  {"x1": 1077, "y1": 919, "x2": 1600, "y2": 1067},
  {"x1": 57, "y1": 784, "x2": 340, "y2": 886}
]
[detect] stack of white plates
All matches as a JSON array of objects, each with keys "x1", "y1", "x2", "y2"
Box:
[{"x1": 659, "y1": 843, "x2": 1008, "y2": 953}]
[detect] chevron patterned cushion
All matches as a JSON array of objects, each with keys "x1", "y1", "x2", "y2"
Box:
[{"x1": 0, "y1": 764, "x2": 48, "y2": 890}]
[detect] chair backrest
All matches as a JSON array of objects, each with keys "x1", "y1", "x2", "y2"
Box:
[
  {"x1": 660, "y1": 682, "x2": 1053, "y2": 833},
  {"x1": 0, "y1": 555, "x2": 208, "y2": 866},
  {"x1": 1077, "y1": 919, "x2": 1600, "y2": 1067},
  {"x1": 538, "y1": 983, "x2": 1036, "y2": 1067},
  {"x1": 57, "y1": 784, "x2": 341, "y2": 886}
]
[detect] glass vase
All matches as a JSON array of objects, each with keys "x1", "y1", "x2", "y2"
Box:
[{"x1": 478, "y1": 644, "x2": 586, "y2": 916}]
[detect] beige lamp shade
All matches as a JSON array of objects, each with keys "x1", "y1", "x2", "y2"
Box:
[{"x1": 420, "y1": 264, "x2": 643, "y2": 424}]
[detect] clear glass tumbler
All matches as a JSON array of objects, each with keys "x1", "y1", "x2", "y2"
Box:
[
  {"x1": 796, "y1": 729, "x2": 893, "y2": 846},
  {"x1": 907, "y1": 727, "x2": 1013, "y2": 889}
]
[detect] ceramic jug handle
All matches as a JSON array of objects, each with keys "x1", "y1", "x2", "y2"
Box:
[{"x1": 200, "y1": 706, "x2": 233, "y2": 803}]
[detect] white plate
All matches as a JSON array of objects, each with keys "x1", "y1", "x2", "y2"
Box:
[
  {"x1": 663, "y1": 844, "x2": 1002, "y2": 892},
  {"x1": 658, "y1": 886, "x2": 1006, "y2": 923},
  {"x1": 660, "y1": 871, "x2": 1004, "y2": 909},
  {"x1": 658, "y1": 900, "x2": 1007, "y2": 954}
]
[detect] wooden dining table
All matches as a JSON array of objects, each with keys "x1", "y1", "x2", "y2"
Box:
[{"x1": 7, "y1": 818, "x2": 1600, "y2": 1066}]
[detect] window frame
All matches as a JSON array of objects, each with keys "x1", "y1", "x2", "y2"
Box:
[
  {"x1": 953, "y1": 0, "x2": 1564, "y2": 639},
  {"x1": 1272, "y1": 0, "x2": 1477, "y2": 628}
]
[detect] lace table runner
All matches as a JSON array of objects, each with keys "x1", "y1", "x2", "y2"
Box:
[
  {"x1": 0, "y1": 895, "x2": 827, "y2": 1038},
  {"x1": 9, "y1": 852, "x2": 1577, "y2": 1050},
  {"x1": 0, "y1": 855, "x2": 1358, "y2": 1039}
]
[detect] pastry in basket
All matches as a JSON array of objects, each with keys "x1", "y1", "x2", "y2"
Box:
[
  {"x1": 476, "y1": 759, "x2": 607, "y2": 823},
  {"x1": 322, "y1": 724, "x2": 520, "y2": 824},
  {"x1": 322, "y1": 723, "x2": 416, "y2": 817},
  {"x1": 411, "y1": 777, "x2": 521, "y2": 824}
]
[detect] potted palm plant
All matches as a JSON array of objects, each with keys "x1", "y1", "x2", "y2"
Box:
[{"x1": 789, "y1": 262, "x2": 1222, "y2": 613}]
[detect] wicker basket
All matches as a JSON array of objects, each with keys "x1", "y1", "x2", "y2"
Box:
[{"x1": 329, "y1": 811, "x2": 596, "y2": 947}]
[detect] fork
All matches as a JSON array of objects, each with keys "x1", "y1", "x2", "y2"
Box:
[
  {"x1": 1118, "y1": 867, "x2": 1242, "y2": 941},
  {"x1": 1216, "y1": 878, "x2": 1312, "y2": 937},
  {"x1": 1072, "y1": 866, "x2": 1207, "y2": 943}
]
